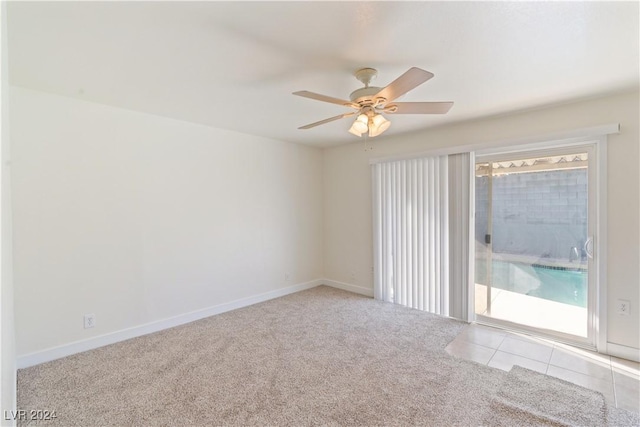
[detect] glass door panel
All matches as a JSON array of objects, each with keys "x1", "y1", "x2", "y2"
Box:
[{"x1": 474, "y1": 148, "x2": 593, "y2": 343}]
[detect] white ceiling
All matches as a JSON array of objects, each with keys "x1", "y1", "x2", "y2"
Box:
[{"x1": 7, "y1": 1, "x2": 639, "y2": 148}]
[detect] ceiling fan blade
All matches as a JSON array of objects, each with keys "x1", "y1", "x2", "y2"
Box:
[
  {"x1": 298, "y1": 112, "x2": 356, "y2": 130},
  {"x1": 388, "y1": 102, "x2": 454, "y2": 114},
  {"x1": 375, "y1": 67, "x2": 434, "y2": 103},
  {"x1": 293, "y1": 90, "x2": 355, "y2": 107}
]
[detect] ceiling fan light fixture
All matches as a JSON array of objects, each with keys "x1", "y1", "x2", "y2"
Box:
[
  {"x1": 368, "y1": 114, "x2": 391, "y2": 137},
  {"x1": 293, "y1": 67, "x2": 452, "y2": 138}
]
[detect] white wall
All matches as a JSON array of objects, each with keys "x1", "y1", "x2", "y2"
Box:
[
  {"x1": 324, "y1": 90, "x2": 640, "y2": 352},
  {"x1": 11, "y1": 87, "x2": 323, "y2": 357},
  {"x1": 1, "y1": 1, "x2": 17, "y2": 423}
]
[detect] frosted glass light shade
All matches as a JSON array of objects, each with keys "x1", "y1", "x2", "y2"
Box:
[
  {"x1": 369, "y1": 114, "x2": 391, "y2": 137},
  {"x1": 349, "y1": 114, "x2": 369, "y2": 136},
  {"x1": 349, "y1": 123, "x2": 364, "y2": 136}
]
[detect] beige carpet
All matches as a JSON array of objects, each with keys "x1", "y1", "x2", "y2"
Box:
[{"x1": 17, "y1": 286, "x2": 639, "y2": 426}]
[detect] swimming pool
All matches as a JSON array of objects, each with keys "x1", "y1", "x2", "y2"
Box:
[{"x1": 475, "y1": 259, "x2": 587, "y2": 308}]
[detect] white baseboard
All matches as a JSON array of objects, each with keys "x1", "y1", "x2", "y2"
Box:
[
  {"x1": 606, "y1": 342, "x2": 640, "y2": 362},
  {"x1": 17, "y1": 279, "x2": 323, "y2": 369},
  {"x1": 322, "y1": 279, "x2": 374, "y2": 297}
]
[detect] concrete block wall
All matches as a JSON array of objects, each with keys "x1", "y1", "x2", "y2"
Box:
[{"x1": 475, "y1": 169, "x2": 588, "y2": 261}]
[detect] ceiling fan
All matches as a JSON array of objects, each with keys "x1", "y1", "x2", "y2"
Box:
[{"x1": 293, "y1": 67, "x2": 453, "y2": 138}]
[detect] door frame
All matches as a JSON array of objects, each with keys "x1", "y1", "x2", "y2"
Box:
[{"x1": 468, "y1": 136, "x2": 607, "y2": 352}]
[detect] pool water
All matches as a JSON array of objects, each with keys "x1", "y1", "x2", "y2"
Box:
[{"x1": 475, "y1": 259, "x2": 587, "y2": 308}]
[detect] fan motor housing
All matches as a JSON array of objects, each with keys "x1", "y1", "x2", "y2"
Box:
[{"x1": 349, "y1": 86, "x2": 383, "y2": 104}]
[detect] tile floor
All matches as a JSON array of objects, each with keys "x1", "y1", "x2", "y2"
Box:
[{"x1": 445, "y1": 323, "x2": 640, "y2": 413}]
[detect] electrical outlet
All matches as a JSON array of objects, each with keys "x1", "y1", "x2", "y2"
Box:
[
  {"x1": 84, "y1": 314, "x2": 96, "y2": 329},
  {"x1": 616, "y1": 299, "x2": 630, "y2": 316},
  {"x1": 284, "y1": 272, "x2": 290, "y2": 282}
]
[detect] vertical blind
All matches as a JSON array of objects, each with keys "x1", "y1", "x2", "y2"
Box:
[
  {"x1": 372, "y1": 156, "x2": 450, "y2": 316},
  {"x1": 448, "y1": 153, "x2": 471, "y2": 320}
]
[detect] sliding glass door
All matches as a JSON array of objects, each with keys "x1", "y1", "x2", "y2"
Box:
[{"x1": 474, "y1": 145, "x2": 597, "y2": 346}]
